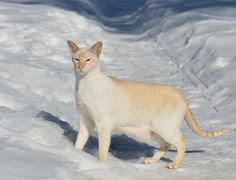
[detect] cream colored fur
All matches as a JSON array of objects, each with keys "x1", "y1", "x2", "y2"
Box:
[{"x1": 67, "y1": 40, "x2": 227, "y2": 169}]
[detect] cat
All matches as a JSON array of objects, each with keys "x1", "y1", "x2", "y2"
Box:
[{"x1": 67, "y1": 40, "x2": 227, "y2": 169}]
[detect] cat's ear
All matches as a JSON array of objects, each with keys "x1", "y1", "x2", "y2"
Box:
[
  {"x1": 67, "y1": 40, "x2": 79, "y2": 54},
  {"x1": 90, "y1": 41, "x2": 102, "y2": 57}
]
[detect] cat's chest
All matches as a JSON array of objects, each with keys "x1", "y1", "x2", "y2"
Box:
[
  {"x1": 76, "y1": 78, "x2": 110, "y2": 111},
  {"x1": 77, "y1": 83, "x2": 96, "y2": 105}
]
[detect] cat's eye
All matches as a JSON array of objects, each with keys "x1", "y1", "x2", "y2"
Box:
[
  {"x1": 74, "y1": 58, "x2": 80, "y2": 61},
  {"x1": 85, "y1": 58, "x2": 91, "y2": 62}
]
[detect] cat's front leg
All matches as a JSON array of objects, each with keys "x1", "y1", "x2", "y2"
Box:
[
  {"x1": 75, "y1": 119, "x2": 93, "y2": 150},
  {"x1": 97, "y1": 126, "x2": 112, "y2": 161}
]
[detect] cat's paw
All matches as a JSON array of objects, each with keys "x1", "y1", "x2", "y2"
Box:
[
  {"x1": 145, "y1": 157, "x2": 158, "y2": 164},
  {"x1": 167, "y1": 162, "x2": 179, "y2": 169}
]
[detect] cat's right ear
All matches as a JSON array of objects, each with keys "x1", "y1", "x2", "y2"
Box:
[{"x1": 67, "y1": 40, "x2": 79, "y2": 54}]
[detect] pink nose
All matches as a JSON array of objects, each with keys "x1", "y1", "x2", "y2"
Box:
[{"x1": 78, "y1": 63, "x2": 85, "y2": 70}]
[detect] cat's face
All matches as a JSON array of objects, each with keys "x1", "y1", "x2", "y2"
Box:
[{"x1": 67, "y1": 40, "x2": 102, "y2": 75}]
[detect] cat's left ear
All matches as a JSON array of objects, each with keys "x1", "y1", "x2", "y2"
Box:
[{"x1": 90, "y1": 41, "x2": 102, "y2": 57}]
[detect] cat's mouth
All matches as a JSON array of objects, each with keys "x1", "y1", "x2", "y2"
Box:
[{"x1": 77, "y1": 70, "x2": 87, "y2": 75}]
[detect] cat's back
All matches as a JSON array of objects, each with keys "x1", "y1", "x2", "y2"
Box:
[{"x1": 110, "y1": 76, "x2": 184, "y2": 100}]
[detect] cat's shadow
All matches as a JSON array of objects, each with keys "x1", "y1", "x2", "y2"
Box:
[{"x1": 36, "y1": 111, "x2": 205, "y2": 162}]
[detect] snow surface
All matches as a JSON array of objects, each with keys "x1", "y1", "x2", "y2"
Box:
[{"x1": 0, "y1": 0, "x2": 236, "y2": 179}]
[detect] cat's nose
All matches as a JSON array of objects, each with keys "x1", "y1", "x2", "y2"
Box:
[{"x1": 78, "y1": 63, "x2": 85, "y2": 70}]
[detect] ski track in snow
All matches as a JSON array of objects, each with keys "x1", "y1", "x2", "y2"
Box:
[{"x1": 0, "y1": 0, "x2": 236, "y2": 179}]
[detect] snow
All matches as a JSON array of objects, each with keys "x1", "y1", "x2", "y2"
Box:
[{"x1": 0, "y1": 0, "x2": 236, "y2": 179}]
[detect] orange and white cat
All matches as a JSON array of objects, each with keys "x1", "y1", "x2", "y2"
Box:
[{"x1": 67, "y1": 40, "x2": 227, "y2": 169}]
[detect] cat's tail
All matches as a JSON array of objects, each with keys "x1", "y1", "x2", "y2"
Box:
[{"x1": 185, "y1": 105, "x2": 227, "y2": 138}]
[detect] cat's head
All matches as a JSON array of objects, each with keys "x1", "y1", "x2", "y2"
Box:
[{"x1": 67, "y1": 40, "x2": 102, "y2": 75}]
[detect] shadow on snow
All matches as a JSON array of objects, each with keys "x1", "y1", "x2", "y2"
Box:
[{"x1": 36, "y1": 110, "x2": 205, "y2": 162}]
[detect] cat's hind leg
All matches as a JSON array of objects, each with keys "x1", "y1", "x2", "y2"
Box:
[
  {"x1": 167, "y1": 131, "x2": 186, "y2": 169},
  {"x1": 145, "y1": 133, "x2": 171, "y2": 164}
]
